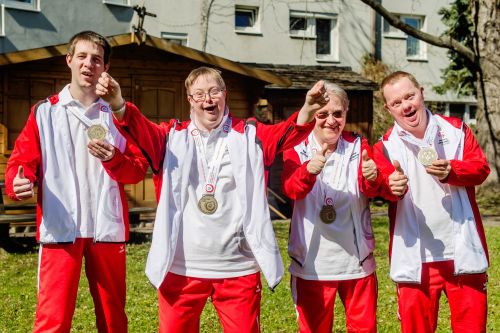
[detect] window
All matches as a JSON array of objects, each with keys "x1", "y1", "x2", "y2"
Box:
[
  {"x1": 290, "y1": 15, "x2": 314, "y2": 38},
  {"x1": 469, "y1": 105, "x2": 477, "y2": 120},
  {"x1": 383, "y1": 16, "x2": 405, "y2": 38},
  {"x1": 383, "y1": 15, "x2": 426, "y2": 59},
  {"x1": 449, "y1": 103, "x2": 465, "y2": 120},
  {"x1": 161, "y1": 32, "x2": 188, "y2": 46},
  {"x1": 0, "y1": 5, "x2": 4, "y2": 37},
  {"x1": 1, "y1": 0, "x2": 39, "y2": 11},
  {"x1": 289, "y1": 11, "x2": 338, "y2": 61},
  {"x1": 235, "y1": 5, "x2": 260, "y2": 34},
  {"x1": 103, "y1": 0, "x2": 130, "y2": 6},
  {"x1": 403, "y1": 16, "x2": 424, "y2": 58}
]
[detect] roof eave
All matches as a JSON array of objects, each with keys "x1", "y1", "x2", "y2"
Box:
[{"x1": 0, "y1": 33, "x2": 291, "y2": 87}]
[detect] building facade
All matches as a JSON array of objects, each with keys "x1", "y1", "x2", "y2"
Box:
[{"x1": 0, "y1": 0, "x2": 475, "y2": 124}]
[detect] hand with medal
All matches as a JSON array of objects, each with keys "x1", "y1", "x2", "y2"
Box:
[
  {"x1": 87, "y1": 139, "x2": 116, "y2": 161},
  {"x1": 297, "y1": 80, "x2": 330, "y2": 125},
  {"x1": 425, "y1": 159, "x2": 451, "y2": 180},
  {"x1": 13, "y1": 165, "x2": 34, "y2": 200},
  {"x1": 307, "y1": 143, "x2": 329, "y2": 175},
  {"x1": 361, "y1": 149, "x2": 378, "y2": 181},
  {"x1": 388, "y1": 160, "x2": 408, "y2": 197},
  {"x1": 96, "y1": 72, "x2": 126, "y2": 118}
]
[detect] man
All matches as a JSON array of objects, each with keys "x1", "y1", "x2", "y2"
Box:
[
  {"x1": 282, "y1": 82, "x2": 388, "y2": 333},
  {"x1": 373, "y1": 71, "x2": 490, "y2": 333},
  {"x1": 96, "y1": 66, "x2": 324, "y2": 332},
  {"x1": 5, "y1": 31, "x2": 148, "y2": 332}
]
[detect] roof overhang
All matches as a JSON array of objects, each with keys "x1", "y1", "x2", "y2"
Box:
[
  {"x1": 249, "y1": 64, "x2": 378, "y2": 91},
  {"x1": 0, "y1": 33, "x2": 291, "y2": 87}
]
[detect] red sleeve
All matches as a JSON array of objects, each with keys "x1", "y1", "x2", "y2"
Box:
[
  {"x1": 101, "y1": 126, "x2": 149, "y2": 184},
  {"x1": 257, "y1": 112, "x2": 315, "y2": 167},
  {"x1": 281, "y1": 148, "x2": 317, "y2": 200},
  {"x1": 372, "y1": 140, "x2": 403, "y2": 202},
  {"x1": 115, "y1": 101, "x2": 171, "y2": 173},
  {"x1": 442, "y1": 124, "x2": 490, "y2": 186},
  {"x1": 5, "y1": 106, "x2": 42, "y2": 200},
  {"x1": 358, "y1": 137, "x2": 387, "y2": 198}
]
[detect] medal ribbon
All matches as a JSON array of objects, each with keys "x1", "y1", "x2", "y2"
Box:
[
  {"x1": 396, "y1": 109, "x2": 439, "y2": 149},
  {"x1": 309, "y1": 134, "x2": 346, "y2": 207},
  {"x1": 191, "y1": 116, "x2": 231, "y2": 196},
  {"x1": 68, "y1": 103, "x2": 108, "y2": 131}
]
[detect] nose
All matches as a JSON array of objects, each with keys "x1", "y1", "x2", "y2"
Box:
[
  {"x1": 83, "y1": 56, "x2": 93, "y2": 68},
  {"x1": 401, "y1": 100, "x2": 412, "y2": 112},
  {"x1": 204, "y1": 92, "x2": 213, "y2": 102},
  {"x1": 325, "y1": 114, "x2": 338, "y2": 124}
]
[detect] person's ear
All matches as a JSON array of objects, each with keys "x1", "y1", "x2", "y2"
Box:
[{"x1": 66, "y1": 54, "x2": 72, "y2": 68}]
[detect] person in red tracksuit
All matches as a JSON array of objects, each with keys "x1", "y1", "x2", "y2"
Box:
[
  {"x1": 373, "y1": 71, "x2": 490, "y2": 333},
  {"x1": 94, "y1": 67, "x2": 327, "y2": 333},
  {"x1": 5, "y1": 31, "x2": 148, "y2": 333},
  {"x1": 282, "y1": 82, "x2": 392, "y2": 333}
]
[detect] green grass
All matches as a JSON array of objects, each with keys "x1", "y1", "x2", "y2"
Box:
[{"x1": 1, "y1": 216, "x2": 499, "y2": 332}]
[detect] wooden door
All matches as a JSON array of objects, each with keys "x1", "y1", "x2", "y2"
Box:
[{"x1": 125, "y1": 79, "x2": 187, "y2": 208}]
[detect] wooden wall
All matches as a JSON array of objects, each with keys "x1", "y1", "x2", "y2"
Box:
[{"x1": 0, "y1": 44, "x2": 265, "y2": 208}]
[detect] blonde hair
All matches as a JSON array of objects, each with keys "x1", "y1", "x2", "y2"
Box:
[
  {"x1": 185, "y1": 67, "x2": 226, "y2": 94},
  {"x1": 380, "y1": 71, "x2": 421, "y2": 102}
]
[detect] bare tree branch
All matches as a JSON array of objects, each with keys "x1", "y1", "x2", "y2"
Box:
[{"x1": 360, "y1": 0, "x2": 476, "y2": 64}]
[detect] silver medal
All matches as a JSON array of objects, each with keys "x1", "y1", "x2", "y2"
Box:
[{"x1": 417, "y1": 147, "x2": 438, "y2": 166}]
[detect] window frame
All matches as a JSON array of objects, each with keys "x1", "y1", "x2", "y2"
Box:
[
  {"x1": 234, "y1": 5, "x2": 260, "y2": 35},
  {"x1": 103, "y1": 0, "x2": 130, "y2": 7},
  {"x1": 0, "y1": 5, "x2": 4, "y2": 37},
  {"x1": 2, "y1": 0, "x2": 39, "y2": 11},
  {"x1": 289, "y1": 11, "x2": 315, "y2": 39},
  {"x1": 402, "y1": 15, "x2": 426, "y2": 60},
  {"x1": 289, "y1": 11, "x2": 339, "y2": 62},
  {"x1": 383, "y1": 14, "x2": 427, "y2": 60},
  {"x1": 382, "y1": 15, "x2": 405, "y2": 39},
  {"x1": 161, "y1": 32, "x2": 188, "y2": 47}
]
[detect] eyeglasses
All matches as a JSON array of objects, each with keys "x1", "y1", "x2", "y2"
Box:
[
  {"x1": 315, "y1": 111, "x2": 345, "y2": 120},
  {"x1": 189, "y1": 88, "x2": 225, "y2": 102}
]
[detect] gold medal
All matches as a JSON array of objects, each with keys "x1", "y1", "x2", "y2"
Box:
[
  {"x1": 198, "y1": 194, "x2": 218, "y2": 215},
  {"x1": 87, "y1": 124, "x2": 107, "y2": 141},
  {"x1": 319, "y1": 204, "x2": 336, "y2": 224},
  {"x1": 417, "y1": 147, "x2": 438, "y2": 166}
]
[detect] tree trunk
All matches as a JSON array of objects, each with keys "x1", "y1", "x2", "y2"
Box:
[{"x1": 474, "y1": 0, "x2": 500, "y2": 184}]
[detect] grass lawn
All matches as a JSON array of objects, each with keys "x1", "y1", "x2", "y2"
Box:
[{"x1": 0, "y1": 215, "x2": 499, "y2": 332}]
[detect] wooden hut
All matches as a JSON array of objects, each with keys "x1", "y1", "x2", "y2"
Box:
[{"x1": 0, "y1": 33, "x2": 290, "y2": 210}]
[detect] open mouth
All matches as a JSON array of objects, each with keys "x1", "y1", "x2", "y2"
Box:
[
  {"x1": 204, "y1": 105, "x2": 217, "y2": 112},
  {"x1": 82, "y1": 71, "x2": 93, "y2": 79},
  {"x1": 405, "y1": 110, "x2": 417, "y2": 118}
]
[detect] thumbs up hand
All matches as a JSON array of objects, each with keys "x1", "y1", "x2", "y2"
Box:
[
  {"x1": 388, "y1": 160, "x2": 408, "y2": 197},
  {"x1": 13, "y1": 165, "x2": 34, "y2": 200},
  {"x1": 307, "y1": 143, "x2": 329, "y2": 175},
  {"x1": 361, "y1": 149, "x2": 378, "y2": 181}
]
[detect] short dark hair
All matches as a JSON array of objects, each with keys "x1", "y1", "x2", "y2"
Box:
[
  {"x1": 380, "y1": 71, "x2": 421, "y2": 103},
  {"x1": 67, "y1": 31, "x2": 111, "y2": 64}
]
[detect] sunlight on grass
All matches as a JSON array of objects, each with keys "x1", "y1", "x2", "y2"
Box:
[{"x1": 1, "y1": 214, "x2": 499, "y2": 332}]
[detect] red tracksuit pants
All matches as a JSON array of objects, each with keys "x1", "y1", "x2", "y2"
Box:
[
  {"x1": 291, "y1": 273, "x2": 378, "y2": 333},
  {"x1": 33, "y1": 238, "x2": 127, "y2": 333},
  {"x1": 158, "y1": 272, "x2": 262, "y2": 333},
  {"x1": 397, "y1": 260, "x2": 487, "y2": 333}
]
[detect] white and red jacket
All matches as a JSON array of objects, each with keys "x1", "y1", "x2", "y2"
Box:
[
  {"x1": 5, "y1": 89, "x2": 148, "y2": 243},
  {"x1": 282, "y1": 132, "x2": 389, "y2": 271},
  {"x1": 115, "y1": 103, "x2": 315, "y2": 289},
  {"x1": 373, "y1": 114, "x2": 490, "y2": 283}
]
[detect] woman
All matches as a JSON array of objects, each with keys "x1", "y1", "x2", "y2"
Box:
[{"x1": 282, "y1": 82, "x2": 390, "y2": 333}]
